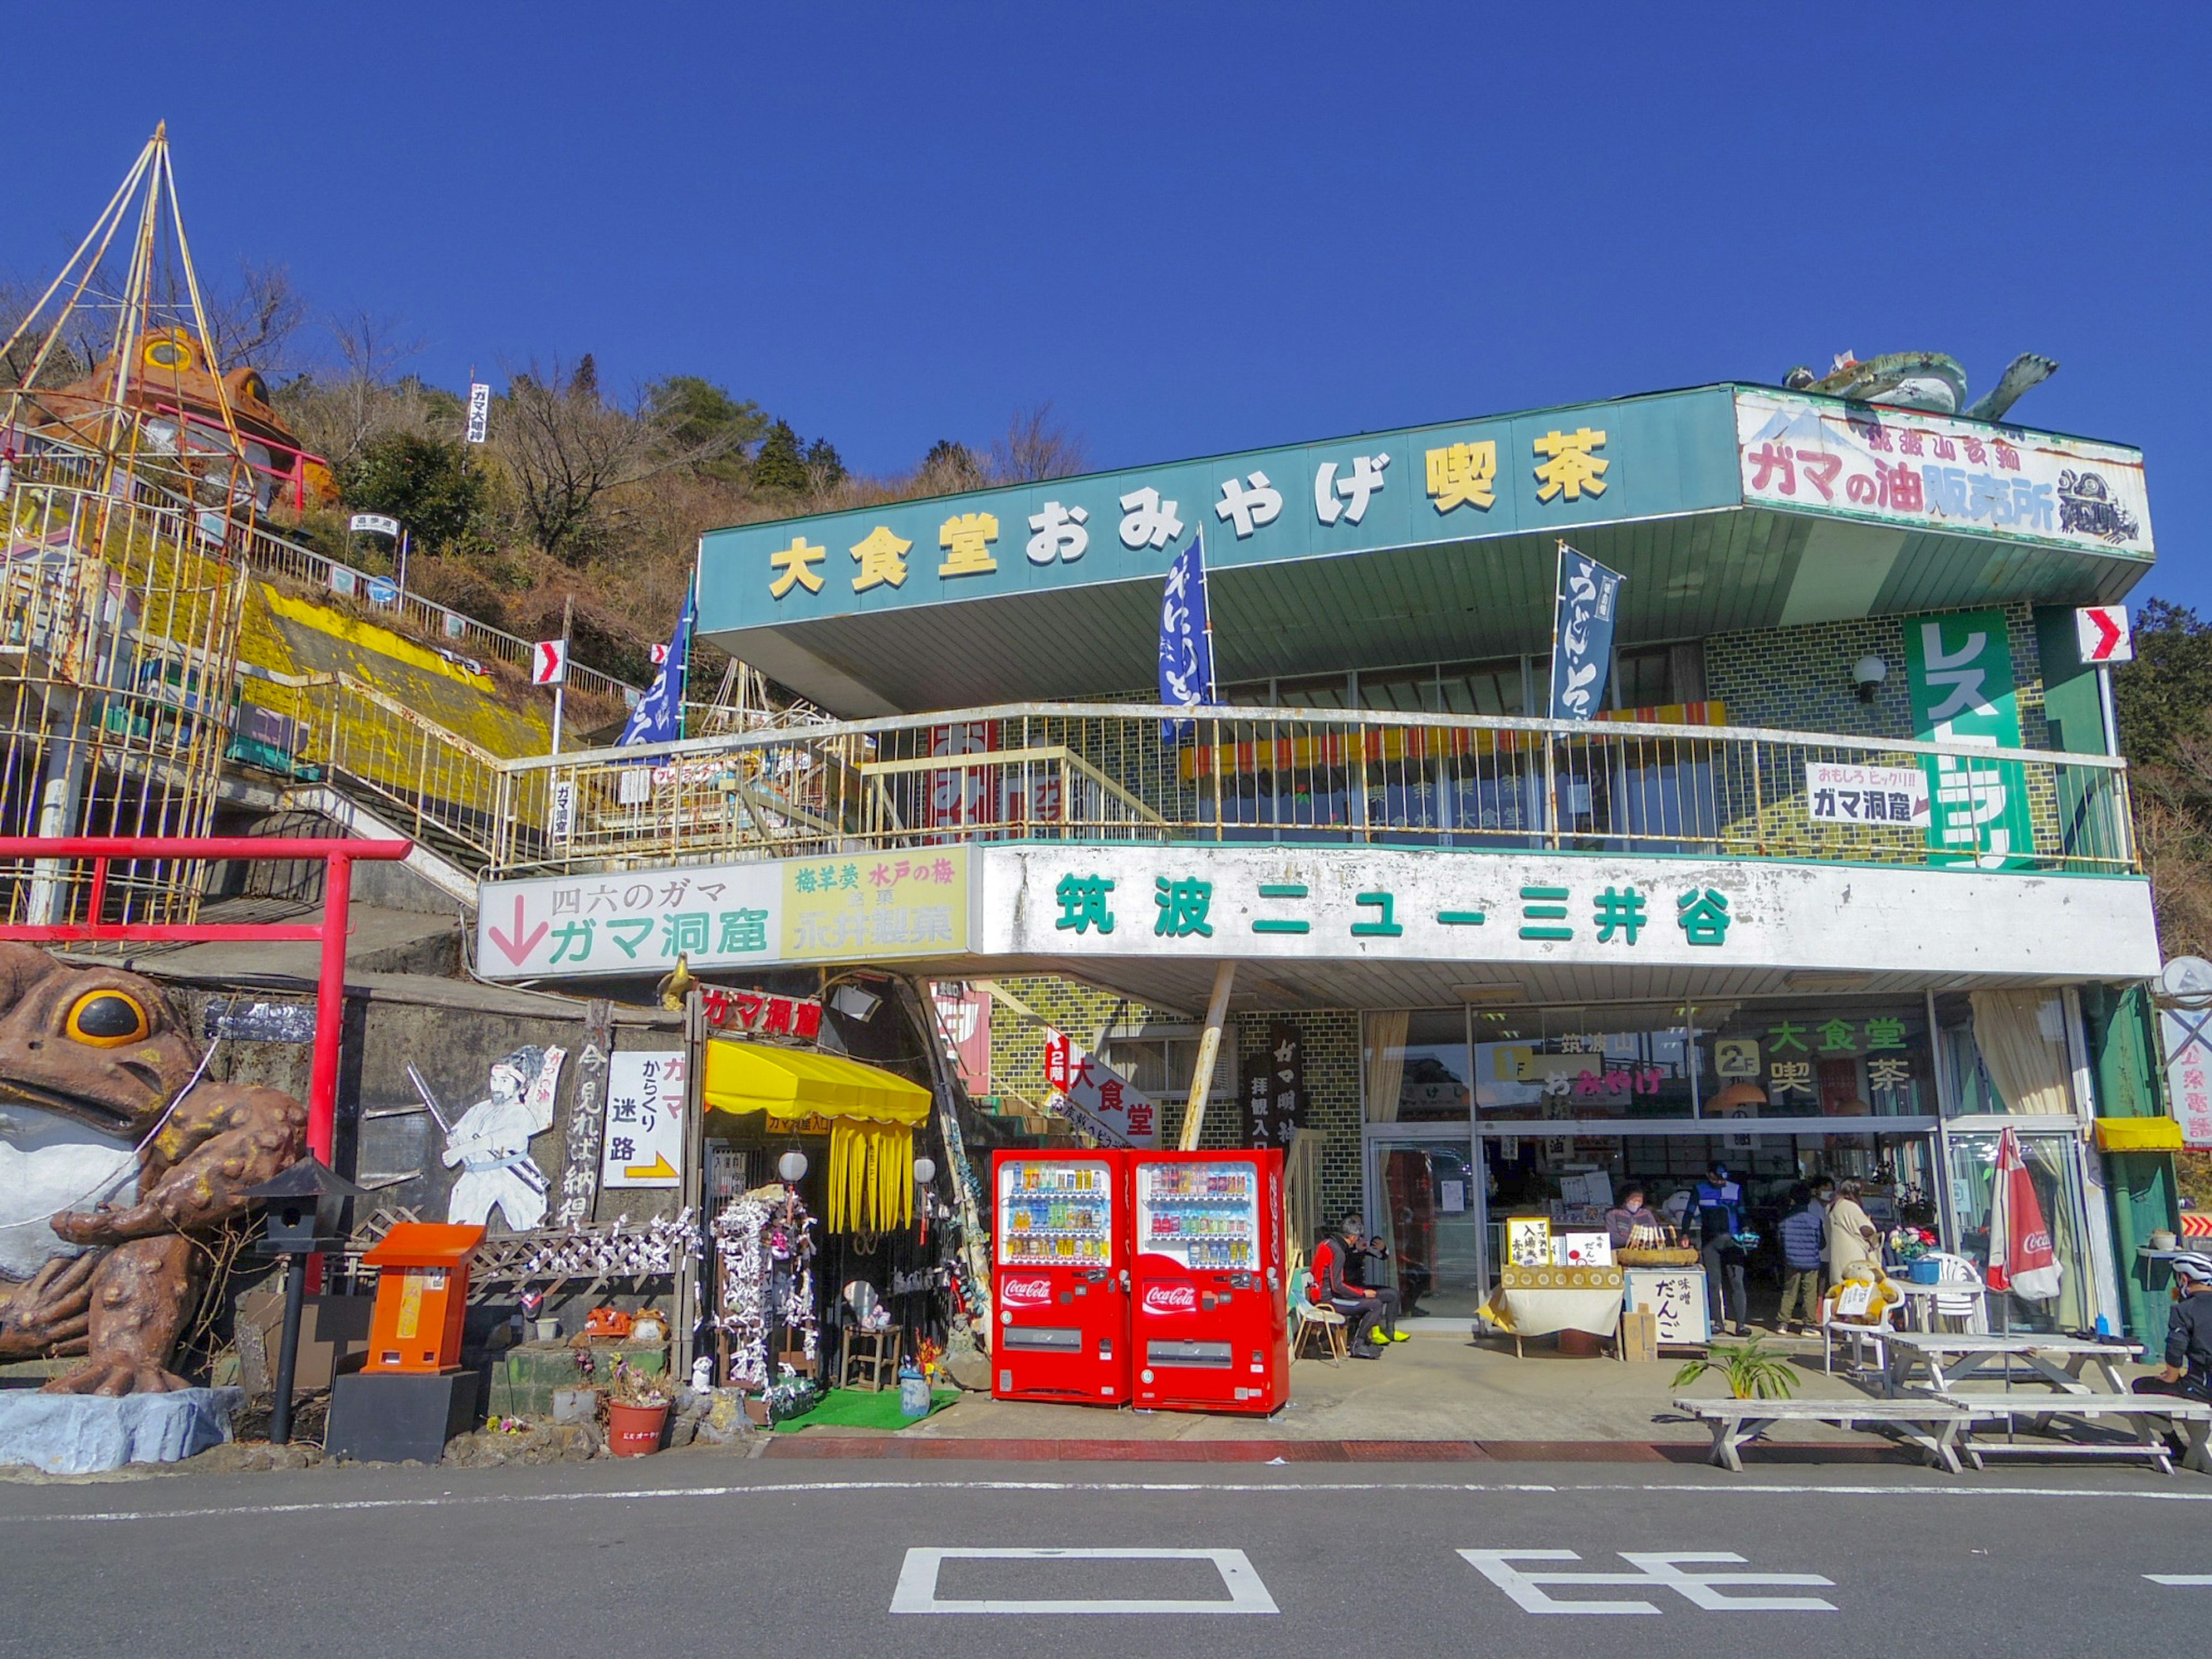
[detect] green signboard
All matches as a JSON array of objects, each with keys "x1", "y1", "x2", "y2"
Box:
[{"x1": 1902, "y1": 608, "x2": 2033, "y2": 868}]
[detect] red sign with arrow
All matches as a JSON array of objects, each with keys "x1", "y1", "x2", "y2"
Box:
[{"x1": 2075, "y1": 605, "x2": 2132, "y2": 664}]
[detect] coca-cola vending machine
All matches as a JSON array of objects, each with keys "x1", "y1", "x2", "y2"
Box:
[
  {"x1": 1128, "y1": 1149, "x2": 1288, "y2": 1414},
  {"x1": 990, "y1": 1150, "x2": 1129, "y2": 1404}
]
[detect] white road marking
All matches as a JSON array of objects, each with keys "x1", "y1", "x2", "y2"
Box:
[
  {"x1": 6, "y1": 1477, "x2": 2210, "y2": 1526},
  {"x1": 1459, "y1": 1550, "x2": 1836, "y2": 1615},
  {"x1": 2147, "y1": 1575, "x2": 2212, "y2": 1585},
  {"x1": 889, "y1": 1547, "x2": 1277, "y2": 1615}
]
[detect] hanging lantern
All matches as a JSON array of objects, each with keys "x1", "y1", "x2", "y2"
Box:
[
  {"x1": 914, "y1": 1157, "x2": 937, "y2": 1185},
  {"x1": 778, "y1": 1150, "x2": 809, "y2": 1183}
]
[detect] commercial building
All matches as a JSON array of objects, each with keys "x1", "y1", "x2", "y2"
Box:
[{"x1": 477, "y1": 378, "x2": 2181, "y2": 1346}]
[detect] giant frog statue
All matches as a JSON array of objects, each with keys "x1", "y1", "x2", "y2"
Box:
[{"x1": 0, "y1": 945, "x2": 306, "y2": 1394}]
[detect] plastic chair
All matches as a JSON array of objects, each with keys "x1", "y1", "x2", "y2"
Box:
[
  {"x1": 1289, "y1": 1268, "x2": 1347, "y2": 1365},
  {"x1": 1921, "y1": 1251, "x2": 1988, "y2": 1334}
]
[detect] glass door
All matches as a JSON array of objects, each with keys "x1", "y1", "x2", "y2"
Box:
[
  {"x1": 1363, "y1": 1130, "x2": 1483, "y2": 1319},
  {"x1": 1941, "y1": 1126, "x2": 2102, "y2": 1335}
]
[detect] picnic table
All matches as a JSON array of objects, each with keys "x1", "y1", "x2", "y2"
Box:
[{"x1": 1881, "y1": 1331, "x2": 2139, "y2": 1398}]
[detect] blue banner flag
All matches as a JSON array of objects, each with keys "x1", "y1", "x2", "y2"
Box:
[
  {"x1": 1157, "y1": 531, "x2": 1217, "y2": 741},
  {"x1": 1548, "y1": 543, "x2": 1626, "y2": 720},
  {"x1": 619, "y1": 581, "x2": 696, "y2": 746}
]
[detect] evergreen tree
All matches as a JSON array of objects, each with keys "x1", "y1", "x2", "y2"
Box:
[
  {"x1": 336, "y1": 431, "x2": 488, "y2": 555},
  {"x1": 2113, "y1": 599, "x2": 2212, "y2": 771},
  {"x1": 751, "y1": 419, "x2": 810, "y2": 493},
  {"x1": 804, "y1": 437, "x2": 846, "y2": 487}
]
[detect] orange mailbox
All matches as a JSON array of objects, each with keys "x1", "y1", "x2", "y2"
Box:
[{"x1": 362, "y1": 1222, "x2": 484, "y2": 1373}]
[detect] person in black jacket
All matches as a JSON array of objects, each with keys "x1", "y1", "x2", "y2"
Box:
[
  {"x1": 1335, "y1": 1213, "x2": 1409, "y2": 1342},
  {"x1": 2134, "y1": 1251, "x2": 2212, "y2": 1402},
  {"x1": 1310, "y1": 1224, "x2": 1388, "y2": 1357}
]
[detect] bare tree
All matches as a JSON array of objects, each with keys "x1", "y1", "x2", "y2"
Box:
[
  {"x1": 275, "y1": 310, "x2": 427, "y2": 474},
  {"x1": 495, "y1": 357, "x2": 739, "y2": 565},
  {"x1": 991, "y1": 402, "x2": 1089, "y2": 482}
]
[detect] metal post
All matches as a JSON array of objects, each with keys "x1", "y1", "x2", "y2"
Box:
[
  {"x1": 1179, "y1": 961, "x2": 1237, "y2": 1150},
  {"x1": 308, "y1": 853, "x2": 353, "y2": 1165},
  {"x1": 674, "y1": 985, "x2": 706, "y2": 1384},
  {"x1": 269, "y1": 1253, "x2": 306, "y2": 1445}
]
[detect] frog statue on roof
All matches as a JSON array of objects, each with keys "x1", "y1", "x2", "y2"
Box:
[{"x1": 1781, "y1": 351, "x2": 2060, "y2": 425}]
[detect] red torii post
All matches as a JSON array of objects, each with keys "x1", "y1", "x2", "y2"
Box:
[{"x1": 0, "y1": 835, "x2": 414, "y2": 1162}]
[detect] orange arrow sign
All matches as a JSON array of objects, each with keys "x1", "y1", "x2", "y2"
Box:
[{"x1": 623, "y1": 1153, "x2": 679, "y2": 1181}]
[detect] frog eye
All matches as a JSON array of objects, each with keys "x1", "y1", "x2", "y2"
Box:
[{"x1": 66, "y1": 990, "x2": 150, "y2": 1048}]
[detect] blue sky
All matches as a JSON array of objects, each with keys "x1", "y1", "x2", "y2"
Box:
[{"x1": 6, "y1": 2, "x2": 2206, "y2": 609}]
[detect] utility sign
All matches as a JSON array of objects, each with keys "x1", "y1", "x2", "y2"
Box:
[
  {"x1": 2075, "y1": 604, "x2": 2133, "y2": 664},
  {"x1": 532, "y1": 639, "x2": 569, "y2": 685},
  {"x1": 465, "y1": 382, "x2": 491, "y2": 445},
  {"x1": 348, "y1": 512, "x2": 400, "y2": 537}
]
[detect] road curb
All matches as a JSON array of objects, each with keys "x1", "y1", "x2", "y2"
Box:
[{"x1": 759, "y1": 1437, "x2": 1915, "y2": 1464}]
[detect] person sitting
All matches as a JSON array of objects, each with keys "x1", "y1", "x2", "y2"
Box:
[
  {"x1": 1349, "y1": 1214, "x2": 1429, "y2": 1318},
  {"x1": 1606, "y1": 1186, "x2": 1665, "y2": 1250},
  {"x1": 1335, "y1": 1213, "x2": 1408, "y2": 1342},
  {"x1": 1776, "y1": 1183, "x2": 1826, "y2": 1334},
  {"x1": 1310, "y1": 1222, "x2": 1390, "y2": 1357},
  {"x1": 1694, "y1": 1162, "x2": 1750, "y2": 1338},
  {"x1": 2133, "y1": 1251, "x2": 2212, "y2": 1403}
]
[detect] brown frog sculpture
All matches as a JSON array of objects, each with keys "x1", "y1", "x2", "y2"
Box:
[{"x1": 0, "y1": 945, "x2": 306, "y2": 1394}]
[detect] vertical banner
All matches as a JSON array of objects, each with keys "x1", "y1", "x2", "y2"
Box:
[
  {"x1": 1548, "y1": 543, "x2": 1624, "y2": 719},
  {"x1": 1157, "y1": 531, "x2": 1215, "y2": 741},
  {"x1": 465, "y1": 382, "x2": 491, "y2": 445},
  {"x1": 1903, "y1": 610, "x2": 2033, "y2": 868},
  {"x1": 2161, "y1": 1006, "x2": 2212, "y2": 1149}
]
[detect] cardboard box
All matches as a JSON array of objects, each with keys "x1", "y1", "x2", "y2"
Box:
[{"x1": 1619, "y1": 1309, "x2": 1659, "y2": 1364}]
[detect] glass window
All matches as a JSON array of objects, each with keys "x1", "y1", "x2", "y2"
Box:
[
  {"x1": 1363, "y1": 1009, "x2": 1470, "y2": 1123},
  {"x1": 1699, "y1": 998, "x2": 1936, "y2": 1119},
  {"x1": 1438, "y1": 657, "x2": 1527, "y2": 717},
  {"x1": 1944, "y1": 1129, "x2": 2099, "y2": 1334},
  {"x1": 1468, "y1": 1004, "x2": 1698, "y2": 1122},
  {"x1": 1099, "y1": 1035, "x2": 1235, "y2": 1100}
]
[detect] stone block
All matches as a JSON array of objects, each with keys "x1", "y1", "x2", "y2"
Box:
[{"x1": 0, "y1": 1387, "x2": 242, "y2": 1474}]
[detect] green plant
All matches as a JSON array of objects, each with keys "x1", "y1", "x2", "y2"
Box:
[{"x1": 1672, "y1": 1337, "x2": 1798, "y2": 1400}]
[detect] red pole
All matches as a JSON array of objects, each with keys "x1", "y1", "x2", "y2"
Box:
[{"x1": 308, "y1": 851, "x2": 353, "y2": 1165}]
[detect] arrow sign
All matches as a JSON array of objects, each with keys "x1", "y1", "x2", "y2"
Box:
[
  {"x1": 623, "y1": 1152, "x2": 679, "y2": 1181},
  {"x1": 532, "y1": 638, "x2": 569, "y2": 685},
  {"x1": 2075, "y1": 605, "x2": 2132, "y2": 664},
  {"x1": 486, "y1": 894, "x2": 550, "y2": 966}
]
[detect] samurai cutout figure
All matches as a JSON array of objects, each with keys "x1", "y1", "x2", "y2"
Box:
[{"x1": 439, "y1": 1046, "x2": 566, "y2": 1233}]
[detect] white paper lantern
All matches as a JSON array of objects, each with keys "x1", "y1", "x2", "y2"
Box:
[
  {"x1": 778, "y1": 1150, "x2": 809, "y2": 1183},
  {"x1": 913, "y1": 1157, "x2": 937, "y2": 1185}
]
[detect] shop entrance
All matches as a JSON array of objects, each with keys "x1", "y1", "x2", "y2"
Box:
[{"x1": 1362, "y1": 1127, "x2": 1483, "y2": 1319}]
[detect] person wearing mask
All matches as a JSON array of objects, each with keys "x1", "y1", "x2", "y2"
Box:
[
  {"x1": 1606, "y1": 1186, "x2": 1665, "y2": 1250},
  {"x1": 1776, "y1": 1184, "x2": 1826, "y2": 1334},
  {"x1": 1309, "y1": 1224, "x2": 1389, "y2": 1357},
  {"x1": 1825, "y1": 1178, "x2": 1882, "y2": 1279},
  {"x1": 1694, "y1": 1162, "x2": 1750, "y2": 1338},
  {"x1": 2133, "y1": 1252, "x2": 2212, "y2": 1402}
]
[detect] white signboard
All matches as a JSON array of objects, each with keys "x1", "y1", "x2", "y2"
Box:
[
  {"x1": 547, "y1": 778, "x2": 575, "y2": 843},
  {"x1": 465, "y1": 382, "x2": 491, "y2": 445},
  {"x1": 2076, "y1": 604, "x2": 2133, "y2": 664},
  {"x1": 2161, "y1": 1008, "x2": 2212, "y2": 1150},
  {"x1": 1803, "y1": 761, "x2": 1931, "y2": 829},
  {"x1": 1625, "y1": 1267, "x2": 1710, "y2": 1346},
  {"x1": 348, "y1": 512, "x2": 400, "y2": 537},
  {"x1": 532, "y1": 639, "x2": 569, "y2": 686},
  {"x1": 1736, "y1": 389, "x2": 2152, "y2": 559},
  {"x1": 1043, "y1": 1032, "x2": 1159, "y2": 1147},
  {"x1": 600, "y1": 1049, "x2": 684, "y2": 1187}
]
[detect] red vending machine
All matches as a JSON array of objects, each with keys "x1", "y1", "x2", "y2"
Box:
[
  {"x1": 990, "y1": 1150, "x2": 1130, "y2": 1405},
  {"x1": 1128, "y1": 1149, "x2": 1289, "y2": 1414}
]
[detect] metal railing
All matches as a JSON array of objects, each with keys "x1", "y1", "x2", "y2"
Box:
[
  {"x1": 473, "y1": 703, "x2": 2137, "y2": 882},
  {"x1": 3, "y1": 429, "x2": 642, "y2": 703}
]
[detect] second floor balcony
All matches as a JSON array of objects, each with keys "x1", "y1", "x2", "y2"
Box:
[{"x1": 478, "y1": 703, "x2": 2135, "y2": 884}]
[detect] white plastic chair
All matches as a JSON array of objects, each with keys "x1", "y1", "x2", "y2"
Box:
[{"x1": 1921, "y1": 1251, "x2": 1988, "y2": 1333}]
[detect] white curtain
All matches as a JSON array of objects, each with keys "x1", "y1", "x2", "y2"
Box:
[
  {"x1": 1365, "y1": 1010, "x2": 1410, "y2": 1124},
  {"x1": 1968, "y1": 989, "x2": 2073, "y2": 1115}
]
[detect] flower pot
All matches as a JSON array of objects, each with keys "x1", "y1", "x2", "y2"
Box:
[{"x1": 605, "y1": 1401, "x2": 669, "y2": 1457}]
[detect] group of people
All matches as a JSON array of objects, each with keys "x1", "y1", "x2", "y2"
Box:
[
  {"x1": 1600, "y1": 1164, "x2": 1885, "y2": 1338},
  {"x1": 1306, "y1": 1212, "x2": 1418, "y2": 1358}
]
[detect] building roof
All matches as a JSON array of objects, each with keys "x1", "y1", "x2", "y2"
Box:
[{"x1": 695, "y1": 384, "x2": 2154, "y2": 716}]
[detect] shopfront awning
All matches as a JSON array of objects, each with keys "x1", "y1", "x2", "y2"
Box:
[{"x1": 702, "y1": 1039, "x2": 931, "y2": 1126}]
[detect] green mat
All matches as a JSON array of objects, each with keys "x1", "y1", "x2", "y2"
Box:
[{"x1": 772, "y1": 1386, "x2": 959, "y2": 1433}]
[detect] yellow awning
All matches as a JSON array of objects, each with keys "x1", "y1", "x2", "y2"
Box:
[
  {"x1": 2094, "y1": 1116, "x2": 2184, "y2": 1153},
  {"x1": 703, "y1": 1039, "x2": 931, "y2": 1126}
]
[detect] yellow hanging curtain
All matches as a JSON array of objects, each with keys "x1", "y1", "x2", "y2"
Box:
[{"x1": 827, "y1": 1120, "x2": 914, "y2": 1233}]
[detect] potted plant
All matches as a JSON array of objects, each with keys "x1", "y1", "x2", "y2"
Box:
[
  {"x1": 603, "y1": 1357, "x2": 674, "y2": 1456},
  {"x1": 1671, "y1": 1336, "x2": 1798, "y2": 1400}
]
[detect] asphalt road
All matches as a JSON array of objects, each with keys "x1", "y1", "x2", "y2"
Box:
[{"x1": 3, "y1": 1458, "x2": 2207, "y2": 1657}]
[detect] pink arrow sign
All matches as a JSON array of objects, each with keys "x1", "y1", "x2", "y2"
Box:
[
  {"x1": 2087, "y1": 609, "x2": 2124, "y2": 658},
  {"x1": 487, "y1": 893, "x2": 550, "y2": 966}
]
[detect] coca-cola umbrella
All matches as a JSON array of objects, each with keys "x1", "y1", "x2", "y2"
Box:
[{"x1": 1986, "y1": 1126, "x2": 2063, "y2": 1306}]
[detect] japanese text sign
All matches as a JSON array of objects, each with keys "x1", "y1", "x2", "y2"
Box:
[
  {"x1": 1802, "y1": 761, "x2": 1932, "y2": 830},
  {"x1": 1903, "y1": 610, "x2": 2032, "y2": 869},
  {"x1": 1157, "y1": 532, "x2": 1215, "y2": 740},
  {"x1": 600, "y1": 1050, "x2": 685, "y2": 1188},
  {"x1": 2161, "y1": 1008, "x2": 2212, "y2": 1150},
  {"x1": 1736, "y1": 390, "x2": 2152, "y2": 558},
  {"x1": 702, "y1": 986, "x2": 821, "y2": 1041},
  {"x1": 1548, "y1": 545, "x2": 1624, "y2": 720},
  {"x1": 1043, "y1": 1031, "x2": 1158, "y2": 1148}
]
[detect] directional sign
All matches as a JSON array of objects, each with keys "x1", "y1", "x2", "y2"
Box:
[
  {"x1": 2076, "y1": 604, "x2": 2133, "y2": 664},
  {"x1": 532, "y1": 638, "x2": 569, "y2": 685},
  {"x1": 601, "y1": 1050, "x2": 684, "y2": 1189},
  {"x1": 348, "y1": 512, "x2": 400, "y2": 537}
]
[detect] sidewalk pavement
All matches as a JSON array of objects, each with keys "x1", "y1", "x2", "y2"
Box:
[{"x1": 767, "y1": 1318, "x2": 1923, "y2": 1461}]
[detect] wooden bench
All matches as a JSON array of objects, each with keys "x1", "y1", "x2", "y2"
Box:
[
  {"x1": 1673, "y1": 1396, "x2": 1978, "y2": 1474},
  {"x1": 1956, "y1": 1398, "x2": 2212, "y2": 1476}
]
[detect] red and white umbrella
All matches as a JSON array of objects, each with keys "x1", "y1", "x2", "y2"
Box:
[{"x1": 1986, "y1": 1127, "x2": 2063, "y2": 1302}]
